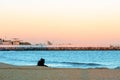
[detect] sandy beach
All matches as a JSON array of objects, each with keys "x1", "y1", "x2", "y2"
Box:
[{"x1": 0, "y1": 63, "x2": 120, "y2": 80}]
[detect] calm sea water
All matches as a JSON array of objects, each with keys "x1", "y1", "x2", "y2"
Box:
[{"x1": 0, "y1": 51, "x2": 120, "y2": 69}]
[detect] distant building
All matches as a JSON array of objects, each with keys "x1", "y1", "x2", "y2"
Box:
[
  {"x1": 2, "y1": 40, "x2": 12, "y2": 45},
  {"x1": 12, "y1": 41, "x2": 20, "y2": 45},
  {"x1": 0, "y1": 39, "x2": 3, "y2": 44},
  {"x1": 0, "y1": 38, "x2": 31, "y2": 45}
]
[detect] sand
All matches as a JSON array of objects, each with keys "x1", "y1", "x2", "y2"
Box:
[{"x1": 0, "y1": 63, "x2": 120, "y2": 80}]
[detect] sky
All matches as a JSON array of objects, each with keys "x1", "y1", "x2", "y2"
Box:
[{"x1": 0, "y1": 0, "x2": 120, "y2": 46}]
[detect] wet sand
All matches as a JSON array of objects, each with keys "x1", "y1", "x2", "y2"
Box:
[{"x1": 0, "y1": 63, "x2": 120, "y2": 80}]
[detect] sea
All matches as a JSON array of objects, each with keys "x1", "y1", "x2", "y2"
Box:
[{"x1": 0, "y1": 51, "x2": 120, "y2": 69}]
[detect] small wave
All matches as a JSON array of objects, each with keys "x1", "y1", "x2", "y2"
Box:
[
  {"x1": 115, "y1": 66, "x2": 120, "y2": 69},
  {"x1": 61, "y1": 62, "x2": 102, "y2": 66}
]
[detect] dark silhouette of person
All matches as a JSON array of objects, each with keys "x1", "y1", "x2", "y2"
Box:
[{"x1": 37, "y1": 58, "x2": 48, "y2": 67}]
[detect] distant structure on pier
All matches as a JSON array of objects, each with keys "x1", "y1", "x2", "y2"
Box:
[
  {"x1": 0, "y1": 38, "x2": 31, "y2": 45},
  {"x1": 110, "y1": 44, "x2": 120, "y2": 48},
  {"x1": 47, "y1": 41, "x2": 53, "y2": 45},
  {"x1": 0, "y1": 39, "x2": 2, "y2": 44}
]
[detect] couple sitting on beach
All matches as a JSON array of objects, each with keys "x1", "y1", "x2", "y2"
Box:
[{"x1": 37, "y1": 58, "x2": 48, "y2": 67}]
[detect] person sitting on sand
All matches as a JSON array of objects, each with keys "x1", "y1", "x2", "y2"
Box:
[{"x1": 37, "y1": 58, "x2": 48, "y2": 67}]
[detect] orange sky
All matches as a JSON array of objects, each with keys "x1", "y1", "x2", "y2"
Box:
[{"x1": 0, "y1": 0, "x2": 120, "y2": 46}]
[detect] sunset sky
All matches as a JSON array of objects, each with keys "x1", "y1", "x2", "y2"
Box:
[{"x1": 0, "y1": 0, "x2": 120, "y2": 46}]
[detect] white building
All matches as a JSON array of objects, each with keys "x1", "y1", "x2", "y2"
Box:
[
  {"x1": 0, "y1": 39, "x2": 2, "y2": 44},
  {"x1": 2, "y1": 40, "x2": 12, "y2": 45},
  {"x1": 12, "y1": 41, "x2": 20, "y2": 45}
]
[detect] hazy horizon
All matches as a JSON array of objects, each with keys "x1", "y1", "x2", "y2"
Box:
[{"x1": 0, "y1": 0, "x2": 120, "y2": 46}]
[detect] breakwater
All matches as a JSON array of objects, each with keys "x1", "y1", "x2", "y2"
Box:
[{"x1": 0, "y1": 45, "x2": 120, "y2": 51}]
